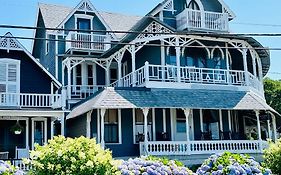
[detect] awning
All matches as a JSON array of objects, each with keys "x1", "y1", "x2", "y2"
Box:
[{"x1": 67, "y1": 87, "x2": 278, "y2": 119}]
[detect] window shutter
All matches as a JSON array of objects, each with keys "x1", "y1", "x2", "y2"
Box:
[
  {"x1": 8, "y1": 64, "x2": 17, "y2": 82},
  {"x1": 0, "y1": 64, "x2": 6, "y2": 82}
]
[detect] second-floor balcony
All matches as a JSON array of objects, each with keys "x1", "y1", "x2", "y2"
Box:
[
  {"x1": 110, "y1": 62, "x2": 263, "y2": 95},
  {"x1": 0, "y1": 93, "x2": 63, "y2": 109},
  {"x1": 66, "y1": 32, "x2": 111, "y2": 52},
  {"x1": 176, "y1": 9, "x2": 229, "y2": 32}
]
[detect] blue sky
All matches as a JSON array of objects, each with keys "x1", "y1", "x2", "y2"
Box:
[{"x1": 0, "y1": 0, "x2": 280, "y2": 79}]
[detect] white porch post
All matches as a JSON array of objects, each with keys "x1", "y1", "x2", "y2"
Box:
[
  {"x1": 26, "y1": 119, "x2": 29, "y2": 149},
  {"x1": 100, "y1": 109, "x2": 106, "y2": 148},
  {"x1": 44, "y1": 119, "x2": 48, "y2": 145},
  {"x1": 200, "y1": 109, "x2": 204, "y2": 132},
  {"x1": 219, "y1": 110, "x2": 223, "y2": 132},
  {"x1": 105, "y1": 68, "x2": 110, "y2": 86},
  {"x1": 225, "y1": 43, "x2": 230, "y2": 84},
  {"x1": 142, "y1": 108, "x2": 150, "y2": 151},
  {"x1": 163, "y1": 109, "x2": 167, "y2": 133},
  {"x1": 228, "y1": 110, "x2": 232, "y2": 132},
  {"x1": 86, "y1": 110, "x2": 92, "y2": 138},
  {"x1": 175, "y1": 37, "x2": 181, "y2": 82},
  {"x1": 252, "y1": 51, "x2": 257, "y2": 77},
  {"x1": 183, "y1": 109, "x2": 191, "y2": 141},
  {"x1": 67, "y1": 65, "x2": 71, "y2": 99},
  {"x1": 272, "y1": 114, "x2": 278, "y2": 141},
  {"x1": 131, "y1": 45, "x2": 136, "y2": 86},
  {"x1": 50, "y1": 119, "x2": 54, "y2": 139},
  {"x1": 152, "y1": 109, "x2": 156, "y2": 141},
  {"x1": 242, "y1": 47, "x2": 249, "y2": 85},
  {"x1": 267, "y1": 119, "x2": 272, "y2": 139},
  {"x1": 255, "y1": 110, "x2": 262, "y2": 141},
  {"x1": 60, "y1": 115, "x2": 65, "y2": 136},
  {"x1": 117, "y1": 60, "x2": 122, "y2": 86}
]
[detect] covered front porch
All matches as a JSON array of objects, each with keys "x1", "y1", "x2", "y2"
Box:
[{"x1": 66, "y1": 87, "x2": 278, "y2": 157}]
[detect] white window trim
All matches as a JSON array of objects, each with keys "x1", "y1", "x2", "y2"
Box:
[
  {"x1": 0, "y1": 58, "x2": 21, "y2": 94},
  {"x1": 105, "y1": 109, "x2": 122, "y2": 145},
  {"x1": 31, "y1": 118, "x2": 48, "y2": 150},
  {"x1": 74, "y1": 14, "x2": 94, "y2": 31},
  {"x1": 45, "y1": 34, "x2": 49, "y2": 55}
]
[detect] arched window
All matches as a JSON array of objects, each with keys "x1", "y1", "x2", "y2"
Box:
[
  {"x1": 187, "y1": 0, "x2": 200, "y2": 10},
  {"x1": 211, "y1": 48, "x2": 225, "y2": 69},
  {"x1": 183, "y1": 46, "x2": 208, "y2": 68}
]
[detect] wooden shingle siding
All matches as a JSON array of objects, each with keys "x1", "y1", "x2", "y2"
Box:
[{"x1": 66, "y1": 114, "x2": 87, "y2": 138}]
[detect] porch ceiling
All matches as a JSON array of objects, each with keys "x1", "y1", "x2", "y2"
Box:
[{"x1": 67, "y1": 87, "x2": 278, "y2": 120}]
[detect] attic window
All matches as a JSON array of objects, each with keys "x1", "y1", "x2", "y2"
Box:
[
  {"x1": 45, "y1": 34, "x2": 49, "y2": 55},
  {"x1": 187, "y1": 0, "x2": 200, "y2": 10}
]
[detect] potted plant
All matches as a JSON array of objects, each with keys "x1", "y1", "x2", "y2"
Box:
[{"x1": 10, "y1": 121, "x2": 23, "y2": 135}]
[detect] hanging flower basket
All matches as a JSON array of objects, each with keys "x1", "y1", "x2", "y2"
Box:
[{"x1": 10, "y1": 121, "x2": 23, "y2": 135}]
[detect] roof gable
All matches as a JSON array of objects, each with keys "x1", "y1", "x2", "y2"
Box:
[{"x1": 0, "y1": 33, "x2": 62, "y2": 87}]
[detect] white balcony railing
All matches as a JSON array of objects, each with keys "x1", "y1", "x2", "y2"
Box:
[
  {"x1": 0, "y1": 93, "x2": 62, "y2": 108},
  {"x1": 66, "y1": 32, "x2": 111, "y2": 52},
  {"x1": 140, "y1": 140, "x2": 268, "y2": 156},
  {"x1": 176, "y1": 9, "x2": 229, "y2": 31},
  {"x1": 110, "y1": 63, "x2": 263, "y2": 94},
  {"x1": 67, "y1": 85, "x2": 105, "y2": 100}
]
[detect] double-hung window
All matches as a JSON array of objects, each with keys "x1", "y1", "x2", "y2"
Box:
[
  {"x1": 104, "y1": 109, "x2": 121, "y2": 144},
  {"x1": 0, "y1": 59, "x2": 20, "y2": 106}
]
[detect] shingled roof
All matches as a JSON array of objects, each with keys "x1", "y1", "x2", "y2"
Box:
[
  {"x1": 67, "y1": 87, "x2": 278, "y2": 119},
  {"x1": 38, "y1": 3, "x2": 142, "y2": 39}
]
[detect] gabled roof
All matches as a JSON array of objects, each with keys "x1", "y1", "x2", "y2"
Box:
[
  {"x1": 0, "y1": 33, "x2": 62, "y2": 87},
  {"x1": 38, "y1": 1, "x2": 141, "y2": 39},
  {"x1": 67, "y1": 87, "x2": 278, "y2": 119}
]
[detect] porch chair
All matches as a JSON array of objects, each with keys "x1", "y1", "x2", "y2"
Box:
[
  {"x1": 0, "y1": 152, "x2": 9, "y2": 159},
  {"x1": 14, "y1": 147, "x2": 30, "y2": 168}
]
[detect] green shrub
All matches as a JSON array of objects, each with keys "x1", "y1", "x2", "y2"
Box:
[
  {"x1": 23, "y1": 136, "x2": 118, "y2": 175},
  {"x1": 263, "y1": 139, "x2": 281, "y2": 174}
]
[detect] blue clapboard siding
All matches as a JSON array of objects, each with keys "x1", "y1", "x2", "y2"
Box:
[
  {"x1": 66, "y1": 114, "x2": 87, "y2": 138},
  {"x1": 0, "y1": 50, "x2": 52, "y2": 94},
  {"x1": 106, "y1": 109, "x2": 139, "y2": 157}
]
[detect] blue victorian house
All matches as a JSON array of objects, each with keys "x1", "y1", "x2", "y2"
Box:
[{"x1": 1, "y1": 0, "x2": 278, "y2": 165}]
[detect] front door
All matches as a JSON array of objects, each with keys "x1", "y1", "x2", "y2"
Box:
[{"x1": 173, "y1": 109, "x2": 193, "y2": 141}]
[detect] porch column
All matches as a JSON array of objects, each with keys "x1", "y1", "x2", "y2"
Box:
[
  {"x1": 142, "y1": 108, "x2": 150, "y2": 151},
  {"x1": 26, "y1": 119, "x2": 29, "y2": 149},
  {"x1": 105, "y1": 68, "x2": 110, "y2": 86},
  {"x1": 51, "y1": 119, "x2": 54, "y2": 139},
  {"x1": 175, "y1": 37, "x2": 181, "y2": 82},
  {"x1": 225, "y1": 43, "x2": 230, "y2": 84},
  {"x1": 100, "y1": 109, "x2": 106, "y2": 148},
  {"x1": 228, "y1": 110, "x2": 232, "y2": 132},
  {"x1": 67, "y1": 61, "x2": 71, "y2": 99},
  {"x1": 163, "y1": 109, "x2": 167, "y2": 133},
  {"x1": 183, "y1": 109, "x2": 191, "y2": 141},
  {"x1": 86, "y1": 110, "x2": 92, "y2": 138},
  {"x1": 219, "y1": 110, "x2": 223, "y2": 132},
  {"x1": 117, "y1": 60, "x2": 122, "y2": 86},
  {"x1": 267, "y1": 119, "x2": 272, "y2": 139},
  {"x1": 161, "y1": 40, "x2": 166, "y2": 81},
  {"x1": 152, "y1": 109, "x2": 156, "y2": 141},
  {"x1": 200, "y1": 109, "x2": 204, "y2": 132},
  {"x1": 61, "y1": 115, "x2": 65, "y2": 136},
  {"x1": 272, "y1": 114, "x2": 277, "y2": 141},
  {"x1": 242, "y1": 47, "x2": 249, "y2": 85},
  {"x1": 255, "y1": 110, "x2": 262, "y2": 141},
  {"x1": 252, "y1": 52, "x2": 257, "y2": 77},
  {"x1": 131, "y1": 45, "x2": 136, "y2": 86}
]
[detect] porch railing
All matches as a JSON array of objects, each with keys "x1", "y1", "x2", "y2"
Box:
[
  {"x1": 0, "y1": 93, "x2": 62, "y2": 108},
  {"x1": 110, "y1": 63, "x2": 263, "y2": 94},
  {"x1": 1, "y1": 159, "x2": 31, "y2": 171},
  {"x1": 67, "y1": 85, "x2": 105, "y2": 100},
  {"x1": 66, "y1": 32, "x2": 111, "y2": 52},
  {"x1": 139, "y1": 140, "x2": 268, "y2": 156},
  {"x1": 176, "y1": 9, "x2": 229, "y2": 32}
]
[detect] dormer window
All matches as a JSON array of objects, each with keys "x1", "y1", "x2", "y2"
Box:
[
  {"x1": 187, "y1": 0, "x2": 200, "y2": 10},
  {"x1": 74, "y1": 14, "x2": 93, "y2": 32}
]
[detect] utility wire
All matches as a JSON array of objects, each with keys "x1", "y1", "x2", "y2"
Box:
[
  {"x1": 1, "y1": 24, "x2": 281, "y2": 37},
  {"x1": 1, "y1": 35, "x2": 274, "y2": 51}
]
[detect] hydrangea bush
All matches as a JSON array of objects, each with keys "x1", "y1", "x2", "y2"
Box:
[
  {"x1": 117, "y1": 156, "x2": 194, "y2": 175},
  {"x1": 23, "y1": 136, "x2": 118, "y2": 175},
  {"x1": 0, "y1": 160, "x2": 24, "y2": 175},
  {"x1": 263, "y1": 139, "x2": 281, "y2": 174},
  {"x1": 196, "y1": 152, "x2": 271, "y2": 175}
]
